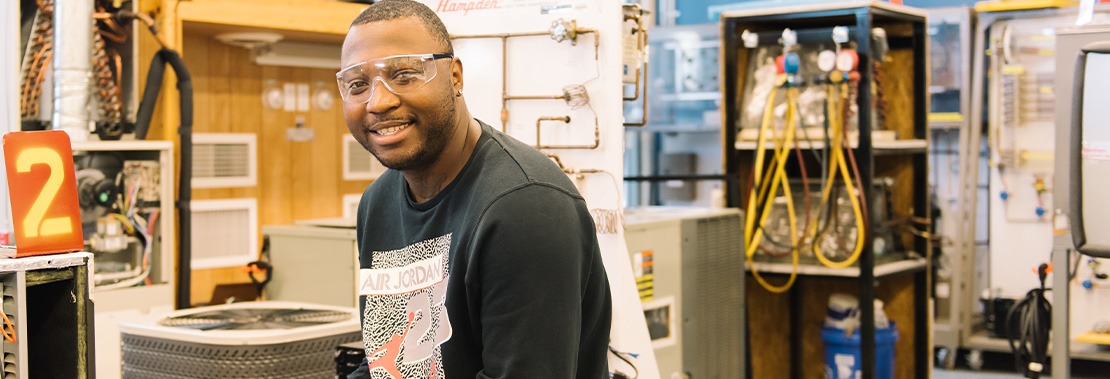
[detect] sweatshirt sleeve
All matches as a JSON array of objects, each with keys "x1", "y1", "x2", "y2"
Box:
[{"x1": 469, "y1": 184, "x2": 611, "y2": 379}]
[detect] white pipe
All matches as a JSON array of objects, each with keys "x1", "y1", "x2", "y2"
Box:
[
  {"x1": 1, "y1": 0, "x2": 17, "y2": 243},
  {"x1": 51, "y1": 0, "x2": 94, "y2": 141}
]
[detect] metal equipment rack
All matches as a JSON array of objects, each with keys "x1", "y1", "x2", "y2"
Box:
[
  {"x1": 721, "y1": 3, "x2": 930, "y2": 378},
  {"x1": 925, "y1": 7, "x2": 976, "y2": 370}
]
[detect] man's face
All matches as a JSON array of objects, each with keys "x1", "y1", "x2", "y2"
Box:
[{"x1": 341, "y1": 17, "x2": 458, "y2": 171}]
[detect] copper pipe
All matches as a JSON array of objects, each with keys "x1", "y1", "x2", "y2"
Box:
[
  {"x1": 622, "y1": 13, "x2": 645, "y2": 101},
  {"x1": 535, "y1": 115, "x2": 600, "y2": 150},
  {"x1": 506, "y1": 95, "x2": 564, "y2": 100},
  {"x1": 535, "y1": 116, "x2": 570, "y2": 148},
  {"x1": 452, "y1": 23, "x2": 599, "y2": 133},
  {"x1": 20, "y1": 0, "x2": 54, "y2": 119},
  {"x1": 623, "y1": 62, "x2": 648, "y2": 127},
  {"x1": 131, "y1": 11, "x2": 170, "y2": 49},
  {"x1": 93, "y1": 29, "x2": 123, "y2": 122},
  {"x1": 451, "y1": 31, "x2": 550, "y2": 40}
]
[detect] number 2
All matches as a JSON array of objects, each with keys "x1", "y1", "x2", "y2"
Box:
[{"x1": 16, "y1": 148, "x2": 72, "y2": 238}]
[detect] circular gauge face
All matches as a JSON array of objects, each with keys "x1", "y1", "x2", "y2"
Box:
[
  {"x1": 836, "y1": 50, "x2": 858, "y2": 72},
  {"x1": 817, "y1": 50, "x2": 837, "y2": 72}
]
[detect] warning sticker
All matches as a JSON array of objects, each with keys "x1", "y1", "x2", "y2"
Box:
[{"x1": 632, "y1": 250, "x2": 654, "y2": 302}]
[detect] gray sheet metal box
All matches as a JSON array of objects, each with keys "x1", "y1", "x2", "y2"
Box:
[
  {"x1": 623, "y1": 207, "x2": 745, "y2": 379},
  {"x1": 262, "y1": 223, "x2": 359, "y2": 308}
]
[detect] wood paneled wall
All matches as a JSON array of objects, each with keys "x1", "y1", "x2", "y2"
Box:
[{"x1": 181, "y1": 33, "x2": 372, "y2": 305}]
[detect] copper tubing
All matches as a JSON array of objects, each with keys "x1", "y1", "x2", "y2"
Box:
[
  {"x1": 128, "y1": 10, "x2": 171, "y2": 49},
  {"x1": 622, "y1": 13, "x2": 646, "y2": 101},
  {"x1": 20, "y1": 0, "x2": 55, "y2": 119},
  {"x1": 506, "y1": 95, "x2": 564, "y2": 100},
  {"x1": 623, "y1": 62, "x2": 648, "y2": 127},
  {"x1": 93, "y1": 30, "x2": 123, "y2": 122},
  {"x1": 452, "y1": 24, "x2": 599, "y2": 133},
  {"x1": 535, "y1": 115, "x2": 599, "y2": 150}
]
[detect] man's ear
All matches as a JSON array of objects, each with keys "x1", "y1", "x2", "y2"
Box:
[{"x1": 451, "y1": 57, "x2": 464, "y2": 93}]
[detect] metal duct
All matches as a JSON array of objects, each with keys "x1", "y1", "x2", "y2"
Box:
[{"x1": 51, "y1": 0, "x2": 94, "y2": 141}]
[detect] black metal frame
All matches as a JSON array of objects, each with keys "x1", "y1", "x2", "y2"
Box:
[{"x1": 722, "y1": 4, "x2": 929, "y2": 379}]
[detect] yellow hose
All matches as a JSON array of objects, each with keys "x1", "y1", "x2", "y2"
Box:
[
  {"x1": 805, "y1": 81, "x2": 867, "y2": 269},
  {"x1": 745, "y1": 76, "x2": 800, "y2": 293}
]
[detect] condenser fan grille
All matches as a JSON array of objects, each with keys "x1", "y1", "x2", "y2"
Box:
[
  {"x1": 122, "y1": 302, "x2": 360, "y2": 378},
  {"x1": 158, "y1": 308, "x2": 351, "y2": 330}
]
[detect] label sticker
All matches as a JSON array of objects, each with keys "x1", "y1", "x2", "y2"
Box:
[
  {"x1": 359, "y1": 255, "x2": 445, "y2": 296},
  {"x1": 1082, "y1": 141, "x2": 1110, "y2": 161}
]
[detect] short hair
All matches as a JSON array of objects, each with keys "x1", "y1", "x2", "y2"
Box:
[{"x1": 350, "y1": 0, "x2": 454, "y2": 55}]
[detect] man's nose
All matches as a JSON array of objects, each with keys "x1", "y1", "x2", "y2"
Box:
[{"x1": 366, "y1": 78, "x2": 400, "y2": 113}]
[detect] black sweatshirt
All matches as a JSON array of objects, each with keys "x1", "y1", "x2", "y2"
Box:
[{"x1": 347, "y1": 120, "x2": 612, "y2": 379}]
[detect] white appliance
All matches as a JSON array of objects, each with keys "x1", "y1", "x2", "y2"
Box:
[
  {"x1": 623, "y1": 207, "x2": 746, "y2": 379},
  {"x1": 263, "y1": 221, "x2": 359, "y2": 308},
  {"x1": 74, "y1": 141, "x2": 176, "y2": 379}
]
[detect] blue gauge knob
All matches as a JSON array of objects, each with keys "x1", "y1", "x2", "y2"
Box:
[
  {"x1": 784, "y1": 53, "x2": 801, "y2": 75},
  {"x1": 1083, "y1": 280, "x2": 1094, "y2": 290},
  {"x1": 1000, "y1": 191, "x2": 1009, "y2": 200},
  {"x1": 1035, "y1": 206, "x2": 1045, "y2": 217}
]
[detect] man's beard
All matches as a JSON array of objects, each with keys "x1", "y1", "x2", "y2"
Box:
[{"x1": 366, "y1": 91, "x2": 457, "y2": 171}]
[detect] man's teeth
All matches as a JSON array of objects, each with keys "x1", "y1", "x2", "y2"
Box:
[{"x1": 376, "y1": 123, "x2": 409, "y2": 136}]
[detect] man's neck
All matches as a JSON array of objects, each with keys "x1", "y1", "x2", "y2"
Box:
[{"x1": 402, "y1": 115, "x2": 480, "y2": 203}]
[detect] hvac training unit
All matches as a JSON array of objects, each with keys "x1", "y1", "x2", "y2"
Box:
[
  {"x1": 0, "y1": 251, "x2": 95, "y2": 378},
  {"x1": 623, "y1": 207, "x2": 746, "y2": 379},
  {"x1": 262, "y1": 220, "x2": 360, "y2": 309},
  {"x1": 953, "y1": 4, "x2": 1110, "y2": 371},
  {"x1": 119, "y1": 301, "x2": 360, "y2": 378},
  {"x1": 73, "y1": 141, "x2": 176, "y2": 379},
  {"x1": 721, "y1": 2, "x2": 931, "y2": 378},
  {"x1": 1050, "y1": 22, "x2": 1110, "y2": 378}
]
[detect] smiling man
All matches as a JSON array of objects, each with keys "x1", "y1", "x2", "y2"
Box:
[{"x1": 339, "y1": 1, "x2": 612, "y2": 378}]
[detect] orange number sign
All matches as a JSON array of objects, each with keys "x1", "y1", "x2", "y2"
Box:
[{"x1": 3, "y1": 131, "x2": 83, "y2": 257}]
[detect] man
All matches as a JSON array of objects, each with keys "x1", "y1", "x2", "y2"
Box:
[{"x1": 339, "y1": 1, "x2": 612, "y2": 378}]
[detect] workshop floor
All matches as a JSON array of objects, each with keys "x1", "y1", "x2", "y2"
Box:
[{"x1": 933, "y1": 369, "x2": 1028, "y2": 378}]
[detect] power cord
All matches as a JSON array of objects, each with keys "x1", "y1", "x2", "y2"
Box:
[
  {"x1": 1006, "y1": 263, "x2": 1052, "y2": 379},
  {"x1": 608, "y1": 344, "x2": 639, "y2": 379},
  {"x1": 244, "y1": 236, "x2": 272, "y2": 298}
]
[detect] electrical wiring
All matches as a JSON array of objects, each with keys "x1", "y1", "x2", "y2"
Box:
[
  {"x1": 0, "y1": 312, "x2": 14, "y2": 343},
  {"x1": 1006, "y1": 264, "x2": 1052, "y2": 379},
  {"x1": 744, "y1": 75, "x2": 802, "y2": 293},
  {"x1": 607, "y1": 344, "x2": 639, "y2": 379}
]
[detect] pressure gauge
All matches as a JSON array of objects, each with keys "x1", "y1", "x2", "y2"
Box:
[
  {"x1": 783, "y1": 53, "x2": 801, "y2": 75},
  {"x1": 836, "y1": 50, "x2": 858, "y2": 72},
  {"x1": 817, "y1": 50, "x2": 837, "y2": 72}
]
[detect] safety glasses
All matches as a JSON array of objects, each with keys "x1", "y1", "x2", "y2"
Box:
[{"x1": 336, "y1": 53, "x2": 453, "y2": 103}]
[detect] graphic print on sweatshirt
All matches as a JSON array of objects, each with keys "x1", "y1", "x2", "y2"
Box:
[{"x1": 360, "y1": 233, "x2": 453, "y2": 379}]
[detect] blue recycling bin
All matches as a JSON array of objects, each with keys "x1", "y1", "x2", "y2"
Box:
[{"x1": 821, "y1": 323, "x2": 899, "y2": 379}]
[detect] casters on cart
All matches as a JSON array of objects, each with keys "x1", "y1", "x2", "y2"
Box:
[
  {"x1": 936, "y1": 347, "x2": 957, "y2": 370},
  {"x1": 967, "y1": 349, "x2": 984, "y2": 371}
]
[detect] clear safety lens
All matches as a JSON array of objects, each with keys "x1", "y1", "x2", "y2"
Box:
[{"x1": 336, "y1": 53, "x2": 452, "y2": 103}]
